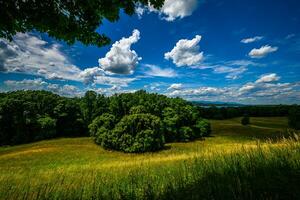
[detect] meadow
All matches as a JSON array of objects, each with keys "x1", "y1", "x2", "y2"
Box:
[{"x1": 0, "y1": 117, "x2": 299, "y2": 200}]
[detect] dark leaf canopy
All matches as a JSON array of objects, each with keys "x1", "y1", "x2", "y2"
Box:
[{"x1": 0, "y1": 0, "x2": 164, "y2": 47}]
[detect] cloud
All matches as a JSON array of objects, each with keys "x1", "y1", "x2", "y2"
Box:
[
  {"x1": 3, "y1": 78, "x2": 84, "y2": 97},
  {"x1": 137, "y1": 0, "x2": 198, "y2": 21},
  {"x1": 285, "y1": 34, "x2": 296, "y2": 40},
  {"x1": 168, "y1": 83, "x2": 183, "y2": 90},
  {"x1": 165, "y1": 80, "x2": 299, "y2": 104},
  {"x1": 241, "y1": 36, "x2": 263, "y2": 44},
  {"x1": 165, "y1": 35, "x2": 203, "y2": 67},
  {"x1": 0, "y1": 33, "x2": 138, "y2": 87},
  {"x1": 249, "y1": 45, "x2": 278, "y2": 58},
  {"x1": 213, "y1": 66, "x2": 247, "y2": 80},
  {"x1": 0, "y1": 33, "x2": 81, "y2": 81},
  {"x1": 143, "y1": 64, "x2": 177, "y2": 77},
  {"x1": 79, "y1": 67, "x2": 105, "y2": 85},
  {"x1": 168, "y1": 87, "x2": 226, "y2": 98},
  {"x1": 255, "y1": 73, "x2": 280, "y2": 83},
  {"x1": 98, "y1": 29, "x2": 141, "y2": 74}
]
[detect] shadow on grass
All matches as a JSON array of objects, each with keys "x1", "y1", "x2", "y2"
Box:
[{"x1": 157, "y1": 152, "x2": 300, "y2": 200}]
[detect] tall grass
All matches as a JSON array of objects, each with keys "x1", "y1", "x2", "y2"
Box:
[
  {"x1": 0, "y1": 117, "x2": 299, "y2": 199},
  {"x1": 0, "y1": 137, "x2": 299, "y2": 200}
]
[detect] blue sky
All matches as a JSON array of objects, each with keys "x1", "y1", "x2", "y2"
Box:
[{"x1": 0, "y1": 0, "x2": 300, "y2": 104}]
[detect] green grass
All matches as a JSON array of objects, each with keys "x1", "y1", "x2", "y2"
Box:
[{"x1": 0, "y1": 117, "x2": 299, "y2": 200}]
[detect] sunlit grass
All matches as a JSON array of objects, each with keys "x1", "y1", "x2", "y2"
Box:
[{"x1": 0, "y1": 117, "x2": 299, "y2": 199}]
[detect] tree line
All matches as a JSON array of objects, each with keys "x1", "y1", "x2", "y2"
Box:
[
  {"x1": 0, "y1": 90, "x2": 299, "y2": 152},
  {"x1": 0, "y1": 90, "x2": 210, "y2": 152},
  {"x1": 195, "y1": 104, "x2": 297, "y2": 119}
]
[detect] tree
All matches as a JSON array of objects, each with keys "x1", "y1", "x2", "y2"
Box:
[
  {"x1": 89, "y1": 113, "x2": 116, "y2": 137},
  {"x1": 162, "y1": 107, "x2": 180, "y2": 142},
  {"x1": 0, "y1": 0, "x2": 164, "y2": 47},
  {"x1": 129, "y1": 105, "x2": 147, "y2": 114},
  {"x1": 195, "y1": 119, "x2": 211, "y2": 137},
  {"x1": 95, "y1": 114, "x2": 165, "y2": 153},
  {"x1": 82, "y1": 91, "x2": 98, "y2": 124},
  {"x1": 36, "y1": 116, "x2": 57, "y2": 140},
  {"x1": 288, "y1": 106, "x2": 300, "y2": 130},
  {"x1": 241, "y1": 114, "x2": 250, "y2": 126}
]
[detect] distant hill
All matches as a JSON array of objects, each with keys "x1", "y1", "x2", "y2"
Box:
[{"x1": 191, "y1": 101, "x2": 245, "y2": 107}]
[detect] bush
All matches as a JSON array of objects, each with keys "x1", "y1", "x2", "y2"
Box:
[
  {"x1": 195, "y1": 119, "x2": 211, "y2": 137},
  {"x1": 89, "y1": 113, "x2": 116, "y2": 136},
  {"x1": 241, "y1": 115, "x2": 250, "y2": 126},
  {"x1": 288, "y1": 107, "x2": 300, "y2": 130},
  {"x1": 95, "y1": 114, "x2": 165, "y2": 153}
]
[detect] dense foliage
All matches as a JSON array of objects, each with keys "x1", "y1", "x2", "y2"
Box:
[
  {"x1": 0, "y1": 0, "x2": 164, "y2": 47},
  {"x1": 241, "y1": 114, "x2": 250, "y2": 126},
  {"x1": 196, "y1": 104, "x2": 298, "y2": 119},
  {"x1": 0, "y1": 91, "x2": 86, "y2": 145},
  {"x1": 0, "y1": 90, "x2": 208, "y2": 150},
  {"x1": 95, "y1": 114, "x2": 164, "y2": 153},
  {"x1": 288, "y1": 106, "x2": 300, "y2": 130},
  {"x1": 1, "y1": 90, "x2": 298, "y2": 152},
  {"x1": 88, "y1": 90, "x2": 209, "y2": 152}
]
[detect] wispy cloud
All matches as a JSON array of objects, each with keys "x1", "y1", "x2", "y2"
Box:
[
  {"x1": 143, "y1": 64, "x2": 177, "y2": 78},
  {"x1": 249, "y1": 45, "x2": 278, "y2": 58},
  {"x1": 241, "y1": 36, "x2": 263, "y2": 44}
]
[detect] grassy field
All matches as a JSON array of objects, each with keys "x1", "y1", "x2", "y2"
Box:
[{"x1": 0, "y1": 117, "x2": 299, "y2": 199}]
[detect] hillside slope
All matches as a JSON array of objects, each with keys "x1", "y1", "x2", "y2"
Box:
[{"x1": 0, "y1": 117, "x2": 299, "y2": 200}]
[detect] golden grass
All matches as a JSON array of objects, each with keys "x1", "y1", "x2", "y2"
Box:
[{"x1": 0, "y1": 117, "x2": 299, "y2": 200}]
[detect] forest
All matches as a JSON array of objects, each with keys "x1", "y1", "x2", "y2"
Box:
[{"x1": 0, "y1": 90, "x2": 299, "y2": 152}]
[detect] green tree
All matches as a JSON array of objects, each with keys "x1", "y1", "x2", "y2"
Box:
[
  {"x1": 162, "y1": 107, "x2": 180, "y2": 142},
  {"x1": 195, "y1": 119, "x2": 211, "y2": 137},
  {"x1": 89, "y1": 113, "x2": 116, "y2": 137},
  {"x1": 288, "y1": 106, "x2": 300, "y2": 130},
  {"x1": 241, "y1": 114, "x2": 250, "y2": 126},
  {"x1": 36, "y1": 116, "x2": 57, "y2": 140},
  {"x1": 129, "y1": 105, "x2": 147, "y2": 114},
  {"x1": 95, "y1": 114, "x2": 165, "y2": 153},
  {"x1": 0, "y1": 0, "x2": 164, "y2": 47},
  {"x1": 82, "y1": 91, "x2": 98, "y2": 124}
]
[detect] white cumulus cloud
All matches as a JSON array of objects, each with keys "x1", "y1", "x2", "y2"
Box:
[
  {"x1": 0, "y1": 33, "x2": 81, "y2": 80},
  {"x1": 255, "y1": 73, "x2": 280, "y2": 83},
  {"x1": 249, "y1": 45, "x2": 278, "y2": 58},
  {"x1": 137, "y1": 0, "x2": 198, "y2": 21},
  {"x1": 98, "y1": 29, "x2": 141, "y2": 74},
  {"x1": 165, "y1": 35, "x2": 203, "y2": 67}
]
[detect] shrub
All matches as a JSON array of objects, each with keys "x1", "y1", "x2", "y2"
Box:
[
  {"x1": 96, "y1": 114, "x2": 165, "y2": 153},
  {"x1": 288, "y1": 107, "x2": 300, "y2": 130},
  {"x1": 241, "y1": 114, "x2": 250, "y2": 126},
  {"x1": 89, "y1": 113, "x2": 116, "y2": 136},
  {"x1": 195, "y1": 119, "x2": 211, "y2": 137}
]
